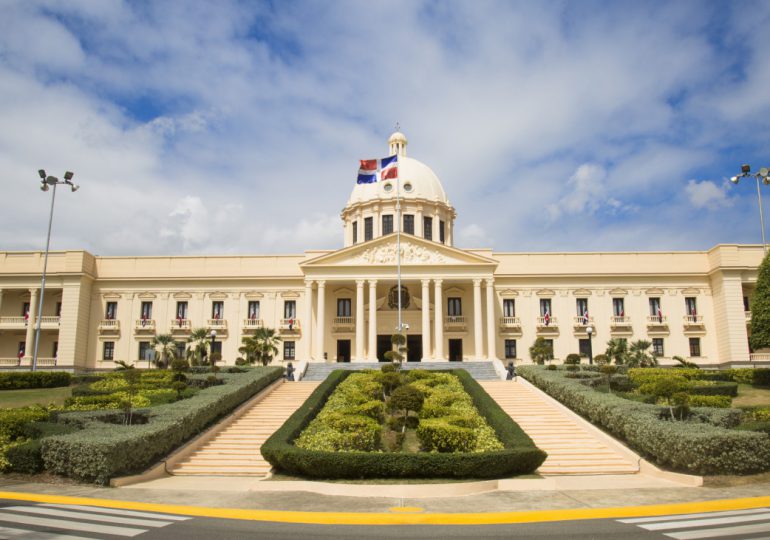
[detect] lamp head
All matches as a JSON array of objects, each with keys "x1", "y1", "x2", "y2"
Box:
[
  {"x1": 742, "y1": 164, "x2": 751, "y2": 174},
  {"x1": 760, "y1": 167, "x2": 769, "y2": 178},
  {"x1": 586, "y1": 326, "x2": 594, "y2": 336},
  {"x1": 63, "y1": 171, "x2": 73, "y2": 181},
  {"x1": 730, "y1": 175, "x2": 741, "y2": 184},
  {"x1": 40, "y1": 183, "x2": 49, "y2": 192},
  {"x1": 70, "y1": 184, "x2": 79, "y2": 192},
  {"x1": 38, "y1": 169, "x2": 46, "y2": 179},
  {"x1": 210, "y1": 330, "x2": 217, "y2": 338}
]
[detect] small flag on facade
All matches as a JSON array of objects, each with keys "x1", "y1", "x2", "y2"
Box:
[
  {"x1": 657, "y1": 306, "x2": 663, "y2": 322},
  {"x1": 582, "y1": 309, "x2": 589, "y2": 325},
  {"x1": 544, "y1": 310, "x2": 551, "y2": 326},
  {"x1": 357, "y1": 155, "x2": 398, "y2": 184}
]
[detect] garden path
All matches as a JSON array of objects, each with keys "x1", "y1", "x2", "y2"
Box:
[
  {"x1": 171, "y1": 381, "x2": 319, "y2": 477},
  {"x1": 481, "y1": 380, "x2": 640, "y2": 475}
]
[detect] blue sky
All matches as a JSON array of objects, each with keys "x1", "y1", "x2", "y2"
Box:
[{"x1": 1, "y1": 0, "x2": 769, "y2": 255}]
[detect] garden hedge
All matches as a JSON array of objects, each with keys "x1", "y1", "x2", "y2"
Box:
[
  {"x1": 0, "y1": 371, "x2": 71, "y2": 390},
  {"x1": 261, "y1": 369, "x2": 546, "y2": 479},
  {"x1": 519, "y1": 366, "x2": 770, "y2": 475},
  {"x1": 41, "y1": 367, "x2": 283, "y2": 484}
]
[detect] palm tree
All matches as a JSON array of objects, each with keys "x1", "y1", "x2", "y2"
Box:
[
  {"x1": 238, "y1": 333, "x2": 260, "y2": 365},
  {"x1": 151, "y1": 333, "x2": 176, "y2": 368},
  {"x1": 186, "y1": 327, "x2": 210, "y2": 366},
  {"x1": 254, "y1": 327, "x2": 282, "y2": 366},
  {"x1": 529, "y1": 337, "x2": 554, "y2": 365},
  {"x1": 605, "y1": 338, "x2": 628, "y2": 365},
  {"x1": 626, "y1": 339, "x2": 658, "y2": 368}
]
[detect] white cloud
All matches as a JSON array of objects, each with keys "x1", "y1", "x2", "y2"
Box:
[
  {"x1": 685, "y1": 180, "x2": 733, "y2": 210},
  {"x1": 456, "y1": 224, "x2": 490, "y2": 248}
]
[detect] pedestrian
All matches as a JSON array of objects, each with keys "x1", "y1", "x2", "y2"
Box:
[
  {"x1": 286, "y1": 362, "x2": 295, "y2": 381},
  {"x1": 506, "y1": 361, "x2": 517, "y2": 381}
]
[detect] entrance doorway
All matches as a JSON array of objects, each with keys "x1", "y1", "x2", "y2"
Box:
[
  {"x1": 377, "y1": 335, "x2": 392, "y2": 362},
  {"x1": 407, "y1": 335, "x2": 422, "y2": 362},
  {"x1": 449, "y1": 339, "x2": 463, "y2": 361},
  {"x1": 336, "y1": 340, "x2": 351, "y2": 362}
]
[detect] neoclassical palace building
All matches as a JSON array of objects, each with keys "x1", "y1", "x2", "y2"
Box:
[{"x1": 0, "y1": 132, "x2": 764, "y2": 369}]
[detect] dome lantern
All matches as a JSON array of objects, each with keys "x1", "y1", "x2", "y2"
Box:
[{"x1": 388, "y1": 131, "x2": 408, "y2": 157}]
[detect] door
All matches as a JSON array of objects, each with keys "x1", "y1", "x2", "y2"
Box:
[
  {"x1": 449, "y1": 339, "x2": 463, "y2": 362},
  {"x1": 336, "y1": 340, "x2": 351, "y2": 363},
  {"x1": 407, "y1": 335, "x2": 422, "y2": 362},
  {"x1": 377, "y1": 335, "x2": 392, "y2": 362}
]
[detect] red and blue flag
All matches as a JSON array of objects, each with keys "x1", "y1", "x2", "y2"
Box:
[{"x1": 357, "y1": 155, "x2": 398, "y2": 184}]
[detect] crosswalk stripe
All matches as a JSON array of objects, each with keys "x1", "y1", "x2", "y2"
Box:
[
  {"x1": 0, "y1": 512, "x2": 146, "y2": 537},
  {"x1": 0, "y1": 525, "x2": 94, "y2": 540},
  {"x1": 665, "y1": 521, "x2": 770, "y2": 539},
  {"x1": 4, "y1": 506, "x2": 174, "y2": 527},
  {"x1": 38, "y1": 503, "x2": 191, "y2": 521},
  {"x1": 619, "y1": 508, "x2": 770, "y2": 524},
  {"x1": 639, "y1": 511, "x2": 770, "y2": 531}
]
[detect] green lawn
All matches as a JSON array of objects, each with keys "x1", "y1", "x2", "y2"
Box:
[
  {"x1": 0, "y1": 386, "x2": 72, "y2": 408},
  {"x1": 733, "y1": 384, "x2": 770, "y2": 408}
]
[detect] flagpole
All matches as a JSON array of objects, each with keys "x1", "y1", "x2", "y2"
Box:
[{"x1": 396, "y1": 150, "x2": 402, "y2": 340}]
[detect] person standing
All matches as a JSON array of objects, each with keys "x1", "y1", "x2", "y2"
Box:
[
  {"x1": 506, "y1": 361, "x2": 517, "y2": 381},
  {"x1": 286, "y1": 362, "x2": 295, "y2": 381}
]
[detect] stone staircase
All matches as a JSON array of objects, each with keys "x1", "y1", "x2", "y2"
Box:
[
  {"x1": 481, "y1": 380, "x2": 640, "y2": 475},
  {"x1": 171, "y1": 381, "x2": 319, "y2": 477},
  {"x1": 302, "y1": 361, "x2": 500, "y2": 381}
]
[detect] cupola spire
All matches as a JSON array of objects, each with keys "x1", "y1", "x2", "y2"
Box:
[{"x1": 388, "y1": 126, "x2": 408, "y2": 157}]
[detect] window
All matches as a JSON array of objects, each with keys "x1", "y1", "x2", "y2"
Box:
[
  {"x1": 22, "y1": 302, "x2": 29, "y2": 317},
  {"x1": 439, "y1": 220, "x2": 445, "y2": 244},
  {"x1": 579, "y1": 339, "x2": 591, "y2": 357},
  {"x1": 337, "y1": 298, "x2": 352, "y2": 317},
  {"x1": 284, "y1": 300, "x2": 296, "y2": 319},
  {"x1": 744, "y1": 296, "x2": 750, "y2": 312},
  {"x1": 539, "y1": 298, "x2": 552, "y2": 316},
  {"x1": 423, "y1": 216, "x2": 433, "y2": 240},
  {"x1": 364, "y1": 217, "x2": 373, "y2": 241},
  {"x1": 55, "y1": 302, "x2": 62, "y2": 317},
  {"x1": 105, "y1": 302, "x2": 117, "y2": 320},
  {"x1": 140, "y1": 301, "x2": 152, "y2": 320},
  {"x1": 175, "y1": 341, "x2": 186, "y2": 360},
  {"x1": 211, "y1": 301, "x2": 224, "y2": 320},
  {"x1": 652, "y1": 338, "x2": 664, "y2": 357},
  {"x1": 576, "y1": 298, "x2": 588, "y2": 316},
  {"x1": 544, "y1": 339, "x2": 554, "y2": 358},
  {"x1": 649, "y1": 297, "x2": 661, "y2": 317},
  {"x1": 52, "y1": 341, "x2": 58, "y2": 359},
  {"x1": 382, "y1": 215, "x2": 393, "y2": 235},
  {"x1": 685, "y1": 297, "x2": 697, "y2": 317},
  {"x1": 503, "y1": 299, "x2": 516, "y2": 317},
  {"x1": 103, "y1": 341, "x2": 115, "y2": 361},
  {"x1": 689, "y1": 337, "x2": 701, "y2": 357},
  {"x1": 504, "y1": 339, "x2": 517, "y2": 359},
  {"x1": 284, "y1": 341, "x2": 296, "y2": 360},
  {"x1": 352, "y1": 221, "x2": 358, "y2": 244},
  {"x1": 176, "y1": 301, "x2": 188, "y2": 320},
  {"x1": 447, "y1": 297, "x2": 462, "y2": 317},
  {"x1": 138, "y1": 341, "x2": 153, "y2": 362},
  {"x1": 612, "y1": 298, "x2": 625, "y2": 317},
  {"x1": 403, "y1": 214, "x2": 414, "y2": 234},
  {"x1": 211, "y1": 341, "x2": 222, "y2": 356},
  {"x1": 247, "y1": 301, "x2": 260, "y2": 320}
]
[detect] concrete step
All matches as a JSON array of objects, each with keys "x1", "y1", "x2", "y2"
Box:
[{"x1": 302, "y1": 361, "x2": 500, "y2": 381}]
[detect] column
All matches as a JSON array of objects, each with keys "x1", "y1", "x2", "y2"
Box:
[
  {"x1": 416, "y1": 208, "x2": 423, "y2": 238},
  {"x1": 316, "y1": 280, "x2": 326, "y2": 361},
  {"x1": 25, "y1": 288, "x2": 38, "y2": 360},
  {"x1": 0, "y1": 289, "x2": 4, "y2": 317},
  {"x1": 485, "y1": 278, "x2": 497, "y2": 360},
  {"x1": 473, "y1": 279, "x2": 483, "y2": 359},
  {"x1": 355, "y1": 280, "x2": 365, "y2": 361},
  {"x1": 368, "y1": 280, "x2": 377, "y2": 360},
  {"x1": 304, "y1": 280, "x2": 313, "y2": 360},
  {"x1": 373, "y1": 206, "x2": 380, "y2": 239},
  {"x1": 421, "y1": 279, "x2": 431, "y2": 361},
  {"x1": 434, "y1": 279, "x2": 444, "y2": 360}
]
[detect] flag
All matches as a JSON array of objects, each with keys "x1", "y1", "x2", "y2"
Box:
[
  {"x1": 24, "y1": 310, "x2": 29, "y2": 325},
  {"x1": 691, "y1": 307, "x2": 697, "y2": 317},
  {"x1": 582, "y1": 309, "x2": 589, "y2": 325},
  {"x1": 177, "y1": 315, "x2": 183, "y2": 327},
  {"x1": 141, "y1": 314, "x2": 147, "y2": 327},
  {"x1": 288, "y1": 318, "x2": 294, "y2": 330},
  {"x1": 619, "y1": 309, "x2": 624, "y2": 318},
  {"x1": 657, "y1": 306, "x2": 663, "y2": 321},
  {"x1": 544, "y1": 310, "x2": 551, "y2": 326},
  {"x1": 357, "y1": 155, "x2": 398, "y2": 184}
]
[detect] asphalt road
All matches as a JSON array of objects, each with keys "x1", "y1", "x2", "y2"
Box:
[{"x1": 3, "y1": 499, "x2": 770, "y2": 539}]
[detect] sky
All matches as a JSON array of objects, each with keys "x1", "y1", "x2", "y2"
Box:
[{"x1": 1, "y1": 0, "x2": 770, "y2": 256}]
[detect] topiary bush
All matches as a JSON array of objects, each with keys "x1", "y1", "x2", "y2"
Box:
[
  {"x1": 564, "y1": 354, "x2": 581, "y2": 365},
  {"x1": 0, "y1": 371, "x2": 71, "y2": 390}
]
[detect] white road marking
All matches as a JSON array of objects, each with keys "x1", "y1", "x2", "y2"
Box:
[
  {"x1": 0, "y1": 525, "x2": 94, "y2": 540},
  {"x1": 4, "y1": 505, "x2": 174, "y2": 527},
  {"x1": 619, "y1": 507, "x2": 770, "y2": 524},
  {"x1": 665, "y1": 521, "x2": 770, "y2": 539},
  {"x1": 38, "y1": 503, "x2": 192, "y2": 521},
  {"x1": 0, "y1": 512, "x2": 147, "y2": 537},
  {"x1": 639, "y1": 511, "x2": 770, "y2": 531}
]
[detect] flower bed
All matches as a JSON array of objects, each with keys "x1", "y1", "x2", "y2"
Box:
[
  {"x1": 519, "y1": 366, "x2": 770, "y2": 475},
  {"x1": 261, "y1": 369, "x2": 546, "y2": 479}
]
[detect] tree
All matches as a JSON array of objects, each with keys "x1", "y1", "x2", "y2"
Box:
[
  {"x1": 564, "y1": 353, "x2": 581, "y2": 365},
  {"x1": 673, "y1": 355, "x2": 699, "y2": 369},
  {"x1": 605, "y1": 338, "x2": 628, "y2": 365},
  {"x1": 121, "y1": 367, "x2": 141, "y2": 425},
  {"x1": 384, "y1": 333, "x2": 407, "y2": 365},
  {"x1": 626, "y1": 340, "x2": 658, "y2": 368},
  {"x1": 253, "y1": 327, "x2": 282, "y2": 366},
  {"x1": 751, "y1": 251, "x2": 770, "y2": 351},
  {"x1": 238, "y1": 333, "x2": 260, "y2": 365},
  {"x1": 114, "y1": 360, "x2": 135, "y2": 370},
  {"x1": 151, "y1": 333, "x2": 176, "y2": 369},
  {"x1": 529, "y1": 337, "x2": 553, "y2": 365},
  {"x1": 638, "y1": 375, "x2": 689, "y2": 420},
  {"x1": 389, "y1": 384, "x2": 424, "y2": 433},
  {"x1": 186, "y1": 328, "x2": 210, "y2": 366}
]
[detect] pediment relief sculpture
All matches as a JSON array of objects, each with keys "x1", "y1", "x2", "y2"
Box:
[
  {"x1": 137, "y1": 292, "x2": 157, "y2": 299},
  {"x1": 356, "y1": 241, "x2": 447, "y2": 265},
  {"x1": 244, "y1": 292, "x2": 264, "y2": 299}
]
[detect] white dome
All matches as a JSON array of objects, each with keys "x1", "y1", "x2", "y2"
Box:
[{"x1": 346, "y1": 156, "x2": 448, "y2": 206}]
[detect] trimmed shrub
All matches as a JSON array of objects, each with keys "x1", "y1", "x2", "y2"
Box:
[
  {"x1": 564, "y1": 354, "x2": 581, "y2": 365},
  {"x1": 0, "y1": 372, "x2": 71, "y2": 390},
  {"x1": 519, "y1": 365, "x2": 770, "y2": 475},
  {"x1": 0, "y1": 407, "x2": 50, "y2": 440},
  {"x1": 41, "y1": 367, "x2": 283, "y2": 484},
  {"x1": 687, "y1": 395, "x2": 732, "y2": 408},
  {"x1": 688, "y1": 381, "x2": 739, "y2": 397},
  {"x1": 261, "y1": 370, "x2": 546, "y2": 479},
  {"x1": 417, "y1": 418, "x2": 477, "y2": 452},
  {"x1": 755, "y1": 369, "x2": 770, "y2": 387}
]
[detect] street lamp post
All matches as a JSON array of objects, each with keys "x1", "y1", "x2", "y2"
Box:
[
  {"x1": 32, "y1": 170, "x2": 79, "y2": 371},
  {"x1": 730, "y1": 165, "x2": 770, "y2": 253},
  {"x1": 210, "y1": 330, "x2": 217, "y2": 366},
  {"x1": 586, "y1": 326, "x2": 594, "y2": 365}
]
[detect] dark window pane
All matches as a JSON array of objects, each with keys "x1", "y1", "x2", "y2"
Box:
[
  {"x1": 403, "y1": 214, "x2": 414, "y2": 234},
  {"x1": 284, "y1": 301, "x2": 296, "y2": 319},
  {"x1": 352, "y1": 221, "x2": 358, "y2": 244},
  {"x1": 337, "y1": 299, "x2": 352, "y2": 317},
  {"x1": 503, "y1": 299, "x2": 515, "y2": 317},
  {"x1": 423, "y1": 216, "x2": 433, "y2": 240},
  {"x1": 439, "y1": 221, "x2": 445, "y2": 243},
  {"x1": 504, "y1": 339, "x2": 517, "y2": 359},
  {"x1": 364, "y1": 217, "x2": 373, "y2": 241},
  {"x1": 382, "y1": 215, "x2": 393, "y2": 235},
  {"x1": 284, "y1": 341, "x2": 295, "y2": 360},
  {"x1": 689, "y1": 338, "x2": 701, "y2": 357}
]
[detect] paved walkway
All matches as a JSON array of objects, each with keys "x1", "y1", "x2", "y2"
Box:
[
  {"x1": 480, "y1": 380, "x2": 639, "y2": 475},
  {"x1": 171, "y1": 382, "x2": 319, "y2": 477}
]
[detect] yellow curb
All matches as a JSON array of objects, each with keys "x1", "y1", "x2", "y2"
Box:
[
  {"x1": 389, "y1": 507, "x2": 425, "y2": 513},
  {"x1": 1, "y1": 491, "x2": 770, "y2": 525}
]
